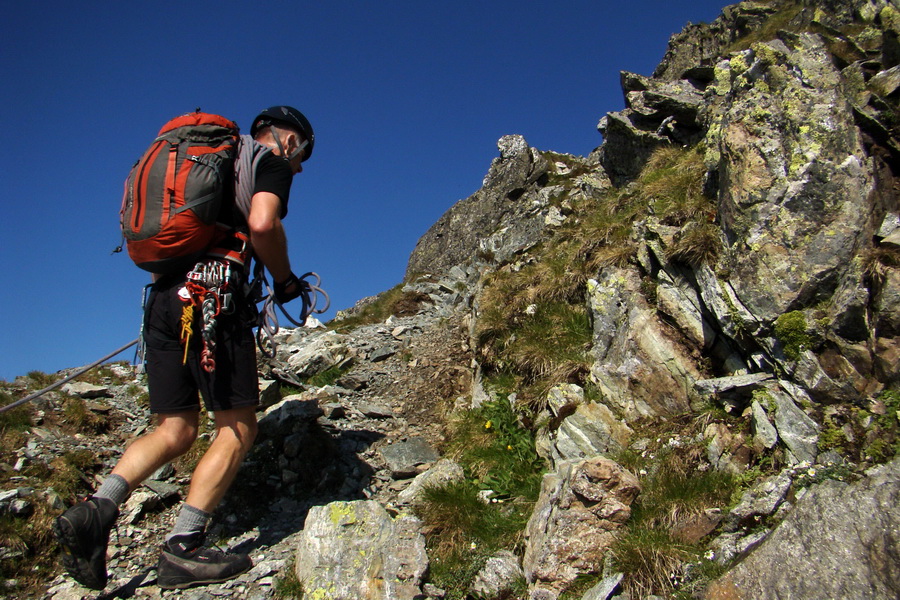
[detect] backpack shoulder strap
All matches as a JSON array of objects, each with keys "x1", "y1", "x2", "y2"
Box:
[{"x1": 234, "y1": 134, "x2": 274, "y2": 220}]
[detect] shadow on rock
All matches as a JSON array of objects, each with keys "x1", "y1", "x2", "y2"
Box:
[{"x1": 219, "y1": 398, "x2": 384, "y2": 549}]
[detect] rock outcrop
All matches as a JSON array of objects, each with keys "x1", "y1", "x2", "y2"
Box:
[
  {"x1": 524, "y1": 458, "x2": 641, "y2": 596},
  {"x1": 705, "y1": 458, "x2": 900, "y2": 600},
  {"x1": 405, "y1": 134, "x2": 571, "y2": 278}
]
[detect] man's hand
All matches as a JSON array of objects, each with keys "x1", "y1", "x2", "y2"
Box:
[{"x1": 274, "y1": 272, "x2": 303, "y2": 304}]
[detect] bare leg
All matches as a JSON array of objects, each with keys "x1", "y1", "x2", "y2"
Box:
[
  {"x1": 184, "y1": 405, "x2": 258, "y2": 512},
  {"x1": 111, "y1": 411, "x2": 200, "y2": 491}
]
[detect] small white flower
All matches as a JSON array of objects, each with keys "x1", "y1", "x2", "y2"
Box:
[
  {"x1": 639, "y1": 469, "x2": 648, "y2": 476},
  {"x1": 704, "y1": 550, "x2": 715, "y2": 560},
  {"x1": 807, "y1": 468, "x2": 817, "y2": 477}
]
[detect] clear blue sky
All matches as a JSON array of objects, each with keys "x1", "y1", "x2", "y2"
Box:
[{"x1": 1, "y1": 0, "x2": 729, "y2": 382}]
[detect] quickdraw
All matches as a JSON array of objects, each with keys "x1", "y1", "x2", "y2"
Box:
[{"x1": 180, "y1": 259, "x2": 239, "y2": 373}]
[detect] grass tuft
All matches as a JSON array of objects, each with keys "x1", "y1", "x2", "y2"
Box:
[
  {"x1": 609, "y1": 418, "x2": 738, "y2": 598},
  {"x1": 61, "y1": 396, "x2": 109, "y2": 434},
  {"x1": 668, "y1": 222, "x2": 722, "y2": 266},
  {"x1": 331, "y1": 284, "x2": 432, "y2": 331},
  {"x1": 642, "y1": 146, "x2": 709, "y2": 227},
  {"x1": 416, "y1": 395, "x2": 544, "y2": 599}
]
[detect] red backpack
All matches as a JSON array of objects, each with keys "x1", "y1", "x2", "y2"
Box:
[{"x1": 119, "y1": 112, "x2": 240, "y2": 274}]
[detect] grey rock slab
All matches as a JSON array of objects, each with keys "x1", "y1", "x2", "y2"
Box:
[
  {"x1": 381, "y1": 437, "x2": 441, "y2": 479},
  {"x1": 771, "y1": 391, "x2": 819, "y2": 465},
  {"x1": 397, "y1": 459, "x2": 465, "y2": 505},
  {"x1": 469, "y1": 550, "x2": 524, "y2": 600},
  {"x1": 582, "y1": 572, "x2": 624, "y2": 600},
  {"x1": 723, "y1": 472, "x2": 792, "y2": 532},
  {"x1": 61, "y1": 381, "x2": 111, "y2": 398},
  {"x1": 706, "y1": 458, "x2": 900, "y2": 600},
  {"x1": 750, "y1": 400, "x2": 779, "y2": 450}
]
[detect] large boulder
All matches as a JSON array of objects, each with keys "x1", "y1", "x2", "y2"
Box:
[
  {"x1": 707, "y1": 34, "x2": 877, "y2": 323},
  {"x1": 537, "y1": 384, "x2": 633, "y2": 469},
  {"x1": 587, "y1": 268, "x2": 699, "y2": 419},
  {"x1": 524, "y1": 457, "x2": 640, "y2": 596},
  {"x1": 705, "y1": 458, "x2": 900, "y2": 600},
  {"x1": 286, "y1": 331, "x2": 351, "y2": 378},
  {"x1": 294, "y1": 500, "x2": 428, "y2": 600}
]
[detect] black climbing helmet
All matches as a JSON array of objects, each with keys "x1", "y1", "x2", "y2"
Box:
[{"x1": 250, "y1": 105, "x2": 315, "y2": 161}]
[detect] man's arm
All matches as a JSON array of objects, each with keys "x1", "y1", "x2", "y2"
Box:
[{"x1": 247, "y1": 191, "x2": 293, "y2": 285}]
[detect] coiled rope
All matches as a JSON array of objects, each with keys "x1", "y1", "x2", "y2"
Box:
[{"x1": 255, "y1": 270, "x2": 330, "y2": 358}]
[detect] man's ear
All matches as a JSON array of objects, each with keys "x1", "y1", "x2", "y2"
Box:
[{"x1": 290, "y1": 131, "x2": 304, "y2": 153}]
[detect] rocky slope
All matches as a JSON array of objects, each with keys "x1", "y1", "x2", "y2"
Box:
[{"x1": 3, "y1": 0, "x2": 900, "y2": 599}]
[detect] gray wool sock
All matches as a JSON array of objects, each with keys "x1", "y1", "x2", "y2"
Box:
[
  {"x1": 93, "y1": 474, "x2": 130, "y2": 506},
  {"x1": 166, "y1": 504, "x2": 211, "y2": 543}
]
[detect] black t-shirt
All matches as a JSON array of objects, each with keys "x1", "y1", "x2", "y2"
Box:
[{"x1": 253, "y1": 151, "x2": 293, "y2": 219}]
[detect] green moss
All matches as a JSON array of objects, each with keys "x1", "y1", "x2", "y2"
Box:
[
  {"x1": 864, "y1": 438, "x2": 893, "y2": 463},
  {"x1": 817, "y1": 417, "x2": 848, "y2": 453},
  {"x1": 752, "y1": 389, "x2": 776, "y2": 413},
  {"x1": 774, "y1": 311, "x2": 810, "y2": 361},
  {"x1": 878, "y1": 390, "x2": 900, "y2": 426}
]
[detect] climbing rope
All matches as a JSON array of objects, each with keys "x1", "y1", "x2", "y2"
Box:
[
  {"x1": 0, "y1": 338, "x2": 140, "y2": 414},
  {"x1": 253, "y1": 269, "x2": 330, "y2": 358}
]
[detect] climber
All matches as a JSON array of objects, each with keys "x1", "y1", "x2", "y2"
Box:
[{"x1": 54, "y1": 106, "x2": 315, "y2": 591}]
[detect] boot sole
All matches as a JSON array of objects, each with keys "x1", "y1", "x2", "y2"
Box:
[
  {"x1": 53, "y1": 517, "x2": 107, "y2": 590},
  {"x1": 157, "y1": 562, "x2": 253, "y2": 590}
]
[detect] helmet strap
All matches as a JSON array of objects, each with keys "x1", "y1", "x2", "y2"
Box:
[
  {"x1": 287, "y1": 139, "x2": 309, "y2": 163},
  {"x1": 271, "y1": 129, "x2": 308, "y2": 164},
  {"x1": 272, "y1": 129, "x2": 287, "y2": 159}
]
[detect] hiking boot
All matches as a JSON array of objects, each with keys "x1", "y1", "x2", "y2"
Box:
[
  {"x1": 53, "y1": 496, "x2": 119, "y2": 590},
  {"x1": 157, "y1": 532, "x2": 252, "y2": 590}
]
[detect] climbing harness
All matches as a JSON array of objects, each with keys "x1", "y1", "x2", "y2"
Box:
[
  {"x1": 173, "y1": 228, "x2": 329, "y2": 371},
  {"x1": 1, "y1": 261, "x2": 329, "y2": 412}
]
